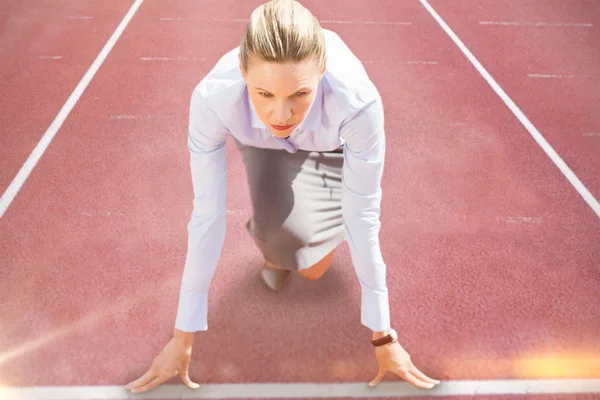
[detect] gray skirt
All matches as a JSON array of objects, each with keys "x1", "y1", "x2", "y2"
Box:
[{"x1": 235, "y1": 139, "x2": 345, "y2": 271}]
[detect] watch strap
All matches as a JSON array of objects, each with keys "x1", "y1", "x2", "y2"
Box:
[{"x1": 372, "y1": 329, "x2": 397, "y2": 347}]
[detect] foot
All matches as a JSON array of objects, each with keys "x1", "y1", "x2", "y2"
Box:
[
  {"x1": 260, "y1": 265, "x2": 291, "y2": 291},
  {"x1": 247, "y1": 220, "x2": 292, "y2": 291}
]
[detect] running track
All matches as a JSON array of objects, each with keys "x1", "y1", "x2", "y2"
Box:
[{"x1": 1, "y1": 0, "x2": 599, "y2": 399}]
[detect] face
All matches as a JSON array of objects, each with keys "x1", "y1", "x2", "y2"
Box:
[{"x1": 241, "y1": 56, "x2": 325, "y2": 138}]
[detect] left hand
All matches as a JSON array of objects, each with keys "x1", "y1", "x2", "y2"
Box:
[{"x1": 369, "y1": 339, "x2": 440, "y2": 389}]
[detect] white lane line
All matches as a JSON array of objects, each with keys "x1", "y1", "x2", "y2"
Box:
[
  {"x1": 226, "y1": 208, "x2": 251, "y2": 216},
  {"x1": 38, "y1": 55, "x2": 62, "y2": 60},
  {"x1": 479, "y1": 21, "x2": 593, "y2": 27},
  {"x1": 419, "y1": 0, "x2": 600, "y2": 219},
  {"x1": 496, "y1": 216, "x2": 543, "y2": 224},
  {"x1": 0, "y1": 0, "x2": 145, "y2": 220},
  {"x1": 109, "y1": 115, "x2": 152, "y2": 120},
  {"x1": 67, "y1": 16, "x2": 94, "y2": 20},
  {"x1": 401, "y1": 60, "x2": 438, "y2": 64},
  {"x1": 159, "y1": 17, "x2": 248, "y2": 22},
  {"x1": 158, "y1": 17, "x2": 411, "y2": 25},
  {"x1": 140, "y1": 56, "x2": 188, "y2": 61},
  {"x1": 363, "y1": 60, "x2": 438, "y2": 64},
  {"x1": 1, "y1": 379, "x2": 599, "y2": 399},
  {"x1": 583, "y1": 132, "x2": 600, "y2": 137},
  {"x1": 320, "y1": 20, "x2": 412, "y2": 25},
  {"x1": 528, "y1": 74, "x2": 577, "y2": 79}
]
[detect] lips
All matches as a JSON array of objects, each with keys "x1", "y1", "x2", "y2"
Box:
[{"x1": 271, "y1": 124, "x2": 294, "y2": 131}]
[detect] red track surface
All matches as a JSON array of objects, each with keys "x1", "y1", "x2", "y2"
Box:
[
  {"x1": 428, "y1": 0, "x2": 600, "y2": 198},
  {"x1": 1, "y1": 0, "x2": 598, "y2": 396},
  {"x1": 0, "y1": 0, "x2": 132, "y2": 192}
]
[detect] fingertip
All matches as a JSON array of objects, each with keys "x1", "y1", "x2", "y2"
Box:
[{"x1": 182, "y1": 376, "x2": 200, "y2": 389}]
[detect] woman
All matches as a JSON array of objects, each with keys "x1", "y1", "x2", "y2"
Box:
[{"x1": 125, "y1": 0, "x2": 440, "y2": 394}]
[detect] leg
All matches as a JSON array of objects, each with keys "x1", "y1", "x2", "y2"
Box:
[
  {"x1": 297, "y1": 249, "x2": 336, "y2": 280},
  {"x1": 264, "y1": 248, "x2": 336, "y2": 283},
  {"x1": 235, "y1": 139, "x2": 344, "y2": 289}
]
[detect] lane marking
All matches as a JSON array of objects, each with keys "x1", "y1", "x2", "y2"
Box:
[
  {"x1": 67, "y1": 16, "x2": 94, "y2": 20},
  {"x1": 583, "y1": 132, "x2": 600, "y2": 137},
  {"x1": 0, "y1": 0, "x2": 145, "y2": 220},
  {"x1": 1, "y1": 379, "x2": 599, "y2": 399},
  {"x1": 226, "y1": 208, "x2": 251, "y2": 216},
  {"x1": 401, "y1": 60, "x2": 438, "y2": 64},
  {"x1": 38, "y1": 55, "x2": 62, "y2": 60},
  {"x1": 528, "y1": 74, "x2": 577, "y2": 79},
  {"x1": 419, "y1": 0, "x2": 600, "y2": 219},
  {"x1": 109, "y1": 115, "x2": 152, "y2": 120},
  {"x1": 140, "y1": 56, "x2": 188, "y2": 61},
  {"x1": 363, "y1": 60, "x2": 438, "y2": 65},
  {"x1": 159, "y1": 17, "x2": 248, "y2": 22},
  {"x1": 320, "y1": 20, "x2": 412, "y2": 25},
  {"x1": 496, "y1": 216, "x2": 543, "y2": 224},
  {"x1": 479, "y1": 21, "x2": 593, "y2": 27},
  {"x1": 158, "y1": 17, "x2": 411, "y2": 25}
]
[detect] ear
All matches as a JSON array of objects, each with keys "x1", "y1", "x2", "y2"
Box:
[
  {"x1": 238, "y1": 53, "x2": 247, "y2": 77},
  {"x1": 320, "y1": 57, "x2": 327, "y2": 76}
]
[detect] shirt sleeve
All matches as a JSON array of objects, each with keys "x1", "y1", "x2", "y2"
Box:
[
  {"x1": 339, "y1": 91, "x2": 390, "y2": 332},
  {"x1": 174, "y1": 86, "x2": 228, "y2": 332}
]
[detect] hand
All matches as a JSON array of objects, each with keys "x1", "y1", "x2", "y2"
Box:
[
  {"x1": 369, "y1": 339, "x2": 440, "y2": 389},
  {"x1": 124, "y1": 330, "x2": 200, "y2": 394}
]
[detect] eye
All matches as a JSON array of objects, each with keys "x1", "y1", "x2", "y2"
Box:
[
  {"x1": 258, "y1": 91, "x2": 272, "y2": 98},
  {"x1": 295, "y1": 91, "x2": 307, "y2": 97}
]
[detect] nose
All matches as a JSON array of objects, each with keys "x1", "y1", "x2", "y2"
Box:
[{"x1": 271, "y1": 99, "x2": 292, "y2": 123}]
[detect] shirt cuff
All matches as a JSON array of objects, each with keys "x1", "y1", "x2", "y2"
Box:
[
  {"x1": 175, "y1": 291, "x2": 209, "y2": 332},
  {"x1": 361, "y1": 286, "x2": 390, "y2": 332}
]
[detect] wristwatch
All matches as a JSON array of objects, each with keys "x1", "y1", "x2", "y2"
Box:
[{"x1": 371, "y1": 329, "x2": 397, "y2": 347}]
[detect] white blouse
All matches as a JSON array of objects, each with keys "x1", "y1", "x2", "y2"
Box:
[{"x1": 176, "y1": 29, "x2": 390, "y2": 333}]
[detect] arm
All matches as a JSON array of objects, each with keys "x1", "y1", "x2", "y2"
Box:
[
  {"x1": 340, "y1": 95, "x2": 441, "y2": 390},
  {"x1": 339, "y1": 93, "x2": 390, "y2": 338},
  {"x1": 124, "y1": 87, "x2": 228, "y2": 394},
  {"x1": 174, "y1": 87, "x2": 228, "y2": 333}
]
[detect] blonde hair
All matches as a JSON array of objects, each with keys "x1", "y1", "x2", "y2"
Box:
[{"x1": 239, "y1": 0, "x2": 326, "y2": 71}]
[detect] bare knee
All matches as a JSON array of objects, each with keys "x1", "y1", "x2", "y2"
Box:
[{"x1": 298, "y1": 249, "x2": 336, "y2": 280}]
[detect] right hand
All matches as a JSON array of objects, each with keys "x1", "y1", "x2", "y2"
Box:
[{"x1": 124, "y1": 329, "x2": 200, "y2": 394}]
